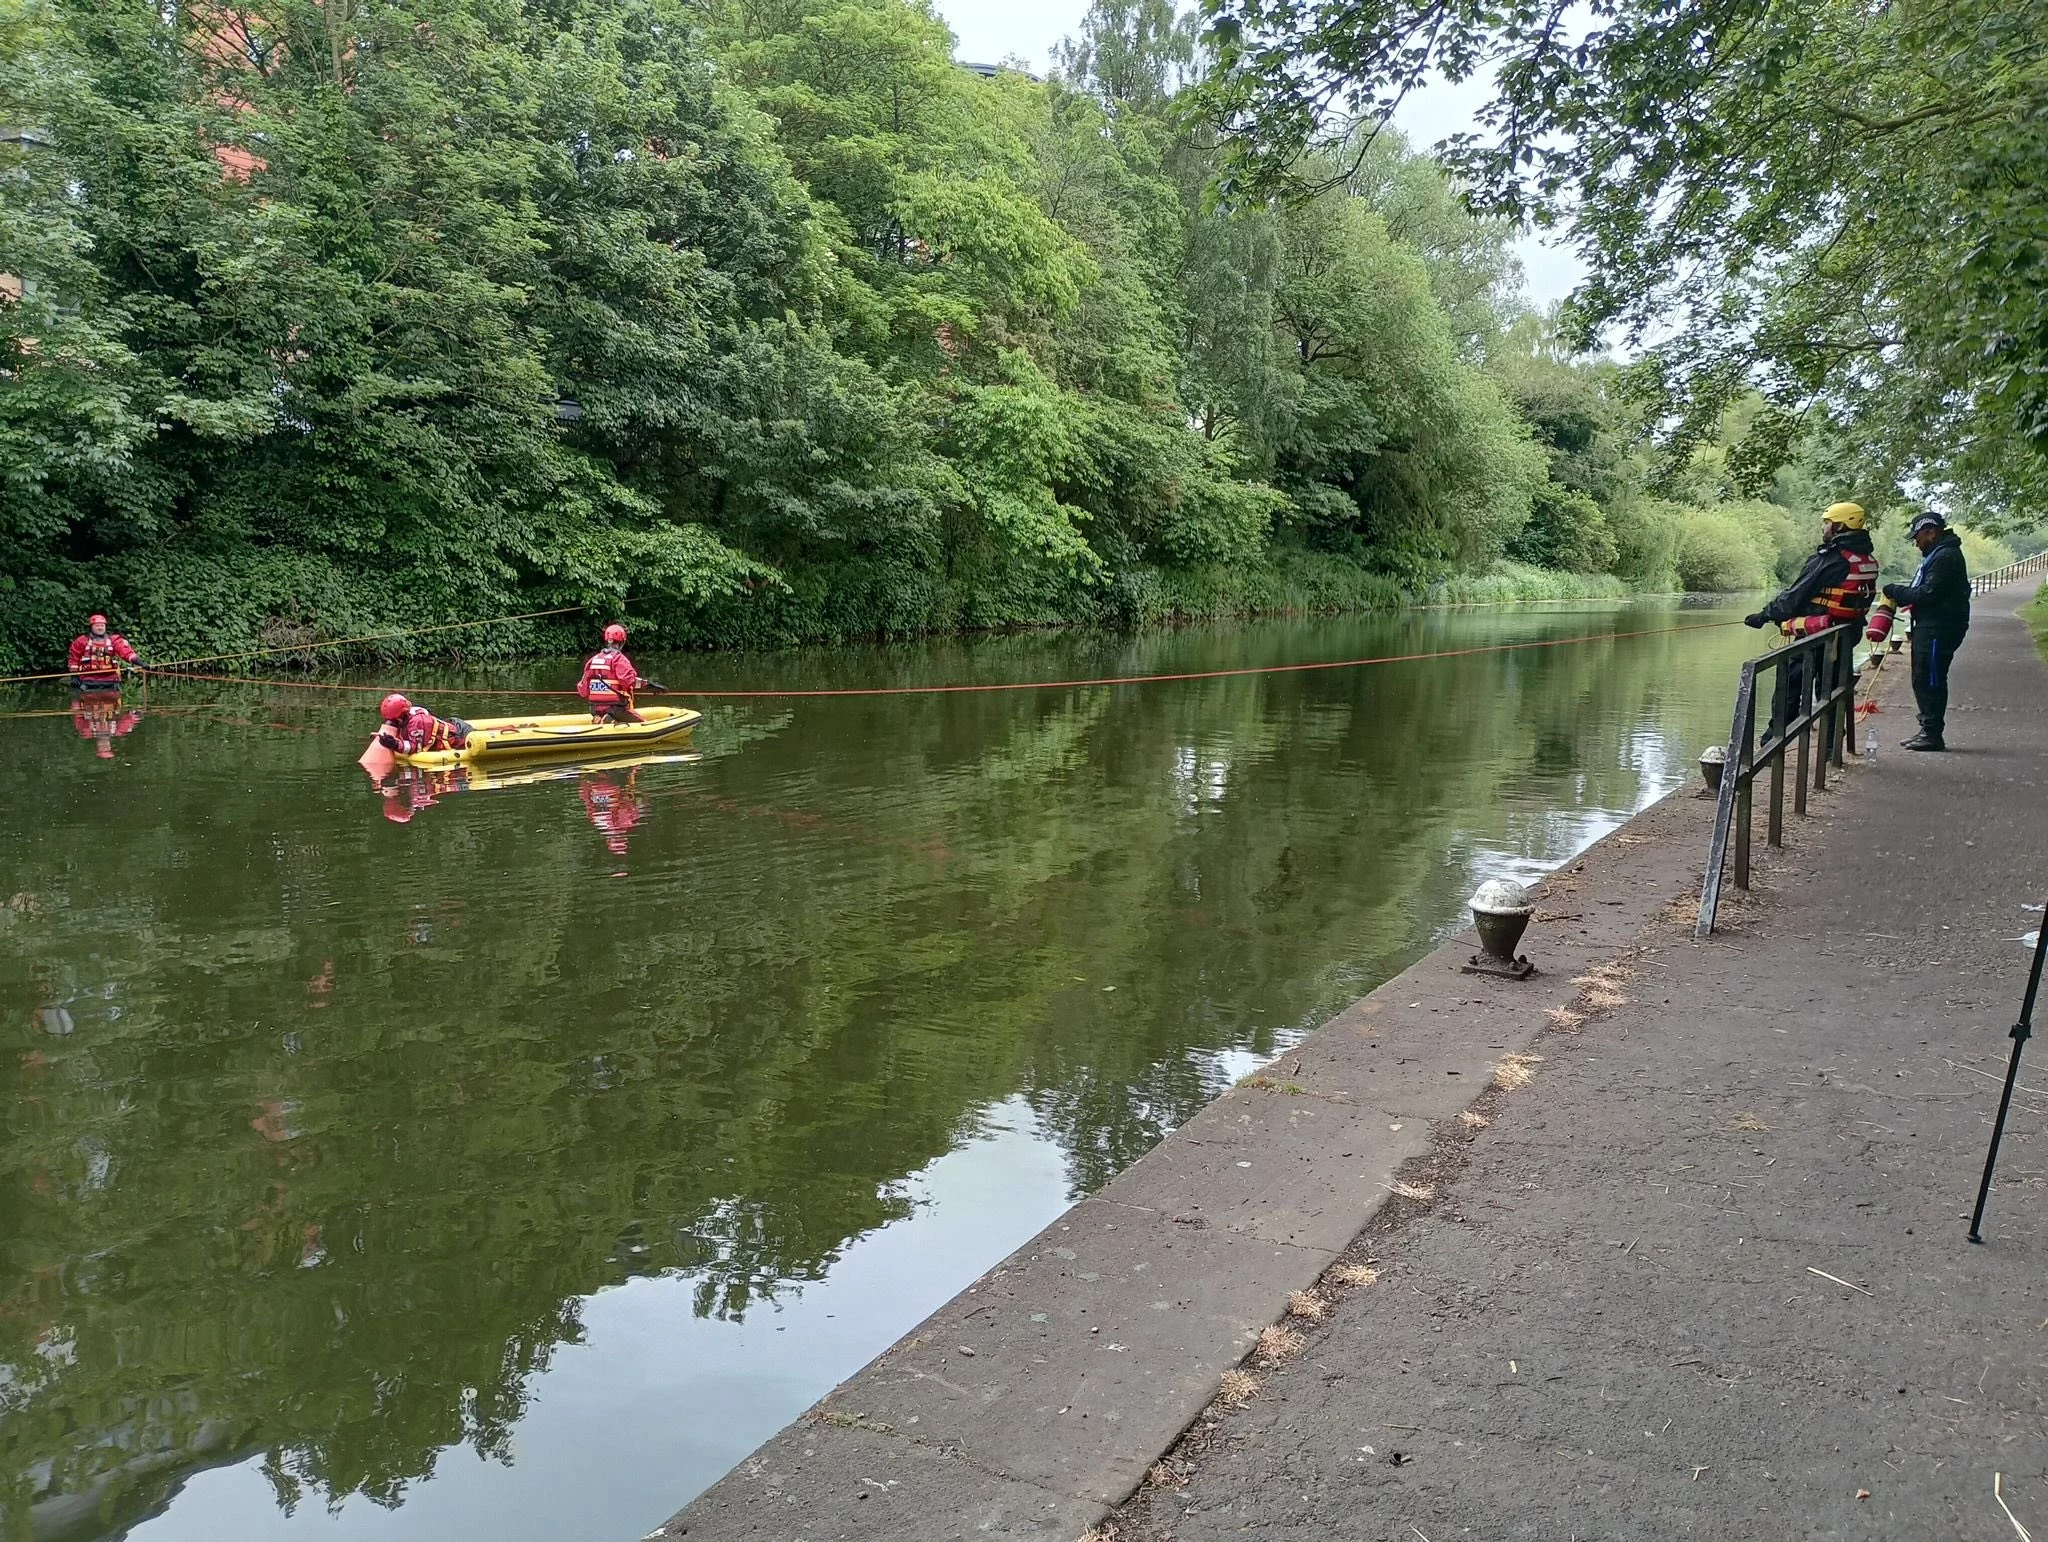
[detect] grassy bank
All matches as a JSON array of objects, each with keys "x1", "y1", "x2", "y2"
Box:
[{"x1": 2019, "y1": 581, "x2": 2048, "y2": 664}]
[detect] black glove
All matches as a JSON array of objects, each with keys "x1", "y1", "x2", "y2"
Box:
[
  {"x1": 642, "y1": 679, "x2": 669, "y2": 693},
  {"x1": 1742, "y1": 612, "x2": 1768, "y2": 628},
  {"x1": 1881, "y1": 583, "x2": 1903, "y2": 603}
]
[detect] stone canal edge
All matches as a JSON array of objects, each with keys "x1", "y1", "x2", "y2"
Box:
[{"x1": 653, "y1": 749, "x2": 1832, "y2": 1540}]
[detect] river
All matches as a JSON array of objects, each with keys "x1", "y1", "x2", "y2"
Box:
[{"x1": 1, "y1": 599, "x2": 1757, "y2": 1541}]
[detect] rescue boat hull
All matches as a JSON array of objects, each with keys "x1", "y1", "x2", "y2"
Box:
[{"x1": 392, "y1": 706, "x2": 701, "y2": 769}]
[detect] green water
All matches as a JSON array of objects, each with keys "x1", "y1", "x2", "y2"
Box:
[{"x1": 1, "y1": 601, "x2": 1757, "y2": 1542}]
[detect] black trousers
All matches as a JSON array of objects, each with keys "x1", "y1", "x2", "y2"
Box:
[{"x1": 1910, "y1": 628, "x2": 1965, "y2": 741}]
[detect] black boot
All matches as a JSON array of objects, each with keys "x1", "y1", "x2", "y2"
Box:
[{"x1": 1901, "y1": 732, "x2": 1945, "y2": 751}]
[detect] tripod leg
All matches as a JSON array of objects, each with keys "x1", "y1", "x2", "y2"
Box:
[{"x1": 1968, "y1": 916, "x2": 2048, "y2": 1243}]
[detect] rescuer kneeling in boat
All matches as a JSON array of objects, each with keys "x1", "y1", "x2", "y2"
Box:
[
  {"x1": 578, "y1": 624, "x2": 666, "y2": 723},
  {"x1": 1742, "y1": 501, "x2": 1878, "y2": 739},
  {"x1": 68, "y1": 613, "x2": 146, "y2": 689},
  {"x1": 376, "y1": 693, "x2": 472, "y2": 755}
]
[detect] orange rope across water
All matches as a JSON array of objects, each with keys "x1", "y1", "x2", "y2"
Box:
[{"x1": 144, "y1": 618, "x2": 1747, "y2": 702}]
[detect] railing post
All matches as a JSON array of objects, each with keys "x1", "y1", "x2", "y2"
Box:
[
  {"x1": 1838, "y1": 631, "x2": 1856, "y2": 767},
  {"x1": 1736, "y1": 763, "x2": 1753, "y2": 885},
  {"x1": 1820, "y1": 628, "x2": 1843, "y2": 774},
  {"x1": 1698, "y1": 621, "x2": 1875, "y2": 939},
  {"x1": 1795, "y1": 706, "x2": 1810, "y2": 816},
  {"x1": 1815, "y1": 631, "x2": 1832, "y2": 780},
  {"x1": 1697, "y1": 662, "x2": 1757, "y2": 939},
  {"x1": 1735, "y1": 691, "x2": 1756, "y2": 889}
]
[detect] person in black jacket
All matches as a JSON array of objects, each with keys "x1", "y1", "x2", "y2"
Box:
[
  {"x1": 1882, "y1": 511, "x2": 1971, "y2": 751},
  {"x1": 1744, "y1": 501, "x2": 1881, "y2": 636},
  {"x1": 1743, "y1": 502, "x2": 1880, "y2": 739}
]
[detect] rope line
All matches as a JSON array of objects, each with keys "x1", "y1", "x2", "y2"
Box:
[
  {"x1": 143, "y1": 619, "x2": 1746, "y2": 703},
  {"x1": 0, "y1": 593, "x2": 1701, "y2": 689}
]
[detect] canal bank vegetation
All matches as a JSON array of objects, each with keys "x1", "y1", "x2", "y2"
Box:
[
  {"x1": 2021, "y1": 584, "x2": 2048, "y2": 666},
  {"x1": 0, "y1": 0, "x2": 1946, "y2": 671},
  {"x1": 1200, "y1": 0, "x2": 2048, "y2": 586}
]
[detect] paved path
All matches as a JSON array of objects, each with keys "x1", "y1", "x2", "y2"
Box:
[{"x1": 1105, "y1": 586, "x2": 2048, "y2": 1541}]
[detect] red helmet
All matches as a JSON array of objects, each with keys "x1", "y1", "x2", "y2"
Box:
[
  {"x1": 88, "y1": 614, "x2": 107, "y2": 628},
  {"x1": 603, "y1": 623, "x2": 627, "y2": 645},
  {"x1": 380, "y1": 693, "x2": 411, "y2": 721}
]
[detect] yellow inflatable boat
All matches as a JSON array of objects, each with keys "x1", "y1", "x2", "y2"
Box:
[{"x1": 393, "y1": 706, "x2": 701, "y2": 769}]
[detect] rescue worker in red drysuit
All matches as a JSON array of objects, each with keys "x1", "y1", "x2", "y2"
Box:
[
  {"x1": 375, "y1": 693, "x2": 472, "y2": 755},
  {"x1": 67, "y1": 615, "x2": 144, "y2": 689},
  {"x1": 578, "y1": 624, "x2": 661, "y2": 723},
  {"x1": 71, "y1": 696, "x2": 143, "y2": 760},
  {"x1": 579, "y1": 768, "x2": 644, "y2": 855}
]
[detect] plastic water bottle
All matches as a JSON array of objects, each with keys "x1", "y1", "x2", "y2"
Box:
[{"x1": 1865, "y1": 726, "x2": 1878, "y2": 763}]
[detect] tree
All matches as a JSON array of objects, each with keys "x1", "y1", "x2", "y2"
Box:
[
  {"x1": 1197, "y1": 0, "x2": 2048, "y2": 527},
  {"x1": 1269, "y1": 179, "x2": 1544, "y2": 575}
]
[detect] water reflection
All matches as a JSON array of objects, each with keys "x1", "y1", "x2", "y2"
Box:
[
  {"x1": 366, "y1": 753, "x2": 698, "y2": 840},
  {"x1": 0, "y1": 603, "x2": 1759, "y2": 1542},
  {"x1": 68, "y1": 694, "x2": 143, "y2": 761}
]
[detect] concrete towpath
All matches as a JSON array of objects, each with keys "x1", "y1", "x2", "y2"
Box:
[
  {"x1": 1103, "y1": 588, "x2": 2048, "y2": 1540},
  {"x1": 656, "y1": 584, "x2": 2047, "y2": 1542}
]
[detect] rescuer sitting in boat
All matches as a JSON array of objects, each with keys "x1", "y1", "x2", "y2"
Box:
[
  {"x1": 376, "y1": 694, "x2": 473, "y2": 755},
  {"x1": 578, "y1": 624, "x2": 666, "y2": 723},
  {"x1": 67, "y1": 613, "x2": 146, "y2": 689}
]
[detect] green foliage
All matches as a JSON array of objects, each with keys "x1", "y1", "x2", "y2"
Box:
[
  {"x1": 1197, "y1": 0, "x2": 2048, "y2": 533},
  {"x1": 2020, "y1": 582, "x2": 2048, "y2": 665},
  {"x1": 1, "y1": 0, "x2": 1867, "y2": 671},
  {"x1": 1507, "y1": 484, "x2": 1615, "y2": 574},
  {"x1": 1951, "y1": 525, "x2": 2014, "y2": 578},
  {"x1": 1153, "y1": 474, "x2": 1288, "y2": 564},
  {"x1": 1428, "y1": 560, "x2": 1627, "y2": 605},
  {"x1": 1672, "y1": 509, "x2": 1771, "y2": 594}
]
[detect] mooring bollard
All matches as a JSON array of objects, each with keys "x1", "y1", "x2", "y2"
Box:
[
  {"x1": 1698, "y1": 744, "x2": 1727, "y2": 793},
  {"x1": 1463, "y1": 878, "x2": 1536, "y2": 979}
]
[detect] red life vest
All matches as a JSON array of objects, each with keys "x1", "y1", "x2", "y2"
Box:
[
  {"x1": 387, "y1": 707, "x2": 465, "y2": 754},
  {"x1": 80, "y1": 636, "x2": 118, "y2": 673},
  {"x1": 1814, "y1": 548, "x2": 1879, "y2": 624},
  {"x1": 579, "y1": 647, "x2": 636, "y2": 704}
]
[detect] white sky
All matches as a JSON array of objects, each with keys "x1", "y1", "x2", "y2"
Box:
[{"x1": 934, "y1": 0, "x2": 1588, "y2": 309}]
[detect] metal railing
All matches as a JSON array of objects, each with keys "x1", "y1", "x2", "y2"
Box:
[
  {"x1": 1972, "y1": 551, "x2": 2048, "y2": 594},
  {"x1": 1695, "y1": 623, "x2": 1860, "y2": 938}
]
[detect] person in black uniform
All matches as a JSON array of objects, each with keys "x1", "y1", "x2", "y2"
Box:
[{"x1": 1882, "y1": 511, "x2": 1971, "y2": 751}]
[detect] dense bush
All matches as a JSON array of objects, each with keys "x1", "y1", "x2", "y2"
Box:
[{"x1": 0, "y1": 0, "x2": 1901, "y2": 673}]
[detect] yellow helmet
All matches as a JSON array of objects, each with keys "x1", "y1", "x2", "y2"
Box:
[{"x1": 1824, "y1": 501, "x2": 1866, "y2": 529}]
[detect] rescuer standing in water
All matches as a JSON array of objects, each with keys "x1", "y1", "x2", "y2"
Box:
[{"x1": 67, "y1": 614, "x2": 146, "y2": 689}]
